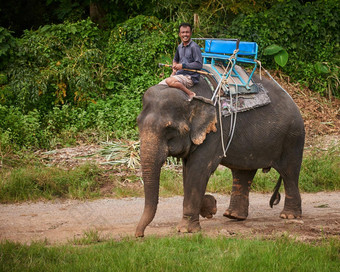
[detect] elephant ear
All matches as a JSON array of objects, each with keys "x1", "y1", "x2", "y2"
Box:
[{"x1": 189, "y1": 96, "x2": 217, "y2": 145}]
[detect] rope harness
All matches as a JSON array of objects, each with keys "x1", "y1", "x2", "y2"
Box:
[
  {"x1": 212, "y1": 56, "x2": 292, "y2": 157},
  {"x1": 209, "y1": 49, "x2": 239, "y2": 157}
]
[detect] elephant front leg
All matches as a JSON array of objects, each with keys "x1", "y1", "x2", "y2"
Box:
[
  {"x1": 177, "y1": 158, "x2": 219, "y2": 233},
  {"x1": 224, "y1": 169, "x2": 257, "y2": 220}
]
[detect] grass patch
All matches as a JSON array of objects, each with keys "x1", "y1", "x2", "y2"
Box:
[
  {"x1": 207, "y1": 145, "x2": 340, "y2": 194},
  {"x1": 207, "y1": 167, "x2": 280, "y2": 194},
  {"x1": 0, "y1": 235, "x2": 339, "y2": 271},
  {"x1": 0, "y1": 163, "x2": 102, "y2": 202},
  {"x1": 299, "y1": 146, "x2": 340, "y2": 192},
  {"x1": 160, "y1": 168, "x2": 183, "y2": 196},
  {"x1": 70, "y1": 229, "x2": 107, "y2": 245},
  {"x1": 0, "y1": 146, "x2": 339, "y2": 202}
]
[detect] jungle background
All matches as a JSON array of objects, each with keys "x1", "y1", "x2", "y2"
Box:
[
  {"x1": 0, "y1": 1, "x2": 339, "y2": 270},
  {"x1": 0, "y1": 0, "x2": 339, "y2": 154}
]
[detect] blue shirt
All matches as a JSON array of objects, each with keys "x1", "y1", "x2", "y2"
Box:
[{"x1": 174, "y1": 40, "x2": 203, "y2": 84}]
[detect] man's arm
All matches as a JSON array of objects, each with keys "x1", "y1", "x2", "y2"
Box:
[{"x1": 172, "y1": 48, "x2": 180, "y2": 74}]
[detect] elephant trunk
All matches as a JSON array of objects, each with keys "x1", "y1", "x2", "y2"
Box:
[{"x1": 135, "y1": 135, "x2": 167, "y2": 237}]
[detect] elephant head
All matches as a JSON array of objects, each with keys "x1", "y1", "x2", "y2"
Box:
[{"x1": 135, "y1": 85, "x2": 217, "y2": 237}]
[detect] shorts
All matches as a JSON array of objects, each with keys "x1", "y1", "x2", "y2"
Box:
[{"x1": 159, "y1": 75, "x2": 194, "y2": 88}]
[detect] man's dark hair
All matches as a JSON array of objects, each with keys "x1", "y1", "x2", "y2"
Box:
[{"x1": 179, "y1": 22, "x2": 192, "y2": 33}]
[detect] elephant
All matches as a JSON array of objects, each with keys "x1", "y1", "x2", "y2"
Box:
[
  {"x1": 135, "y1": 73, "x2": 305, "y2": 237},
  {"x1": 200, "y1": 194, "x2": 217, "y2": 219}
]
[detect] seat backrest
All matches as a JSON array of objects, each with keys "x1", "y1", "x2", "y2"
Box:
[
  {"x1": 204, "y1": 39, "x2": 258, "y2": 59},
  {"x1": 205, "y1": 39, "x2": 236, "y2": 55},
  {"x1": 238, "y1": 42, "x2": 258, "y2": 59}
]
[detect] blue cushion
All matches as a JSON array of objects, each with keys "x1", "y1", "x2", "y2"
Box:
[{"x1": 204, "y1": 40, "x2": 258, "y2": 59}]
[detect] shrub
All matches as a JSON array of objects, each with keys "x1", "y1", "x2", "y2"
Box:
[
  {"x1": 3, "y1": 19, "x2": 108, "y2": 113},
  {"x1": 228, "y1": 0, "x2": 340, "y2": 97},
  {"x1": 0, "y1": 27, "x2": 16, "y2": 70},
  {"x1": 0, "y1": 105, "x2": 47, "y2": 148}
]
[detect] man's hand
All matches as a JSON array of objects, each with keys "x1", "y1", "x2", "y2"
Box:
[{"x1": 173, "y1": 63, "x2": 183, "y2": 71}]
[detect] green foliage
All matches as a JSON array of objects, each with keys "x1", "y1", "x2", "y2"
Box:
[
  {"x1": 107, "y1": 15, "x2": 176, "y2": 82},
  {"x1": 0, "y1": 16, "x2": 179, "y2": 149},
  {"x1": 46, "y1": 0, "x2": 88, "y2": 22},
  {"x1": 0, "y1": 105, "x2": 46, "y2": 148},
  {"x1": 264, "y1": 44, "x2": 288, "y2": 67},
  {"x1": 314, "y1": 62, "x2": 340, "y2": 98},
  {"x1": 1, "y1": 3, "x2": 339, "y2": 149},
  {"x1": 0, "y1": 27, "x2": 16, "y2": 69},
  {"x1": 207, "y1": 168, "x2": 233, "y2": 193},
  {"x1": 314, "y1": 62, "x2": 330, "y2": 74},
  {"x1": 71, "y1": 230, "x2": 106, "y2": 245},
  {"x1": 228, "y1": 0, "x2": 340, "y2": 97},
  {"x1": 3, "y1": 19, "x2": 107, "y2": 113},
  {"x1": 160, "y1": 169, "x2": 183, "y2": 196},
  {"x1": 150, "y1": 0, "x2": 276, "y2": 34}
]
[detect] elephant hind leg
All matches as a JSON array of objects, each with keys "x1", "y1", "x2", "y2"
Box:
[
  {"x1": 275, "y1": 158, "x2": 302, "y2": 219},
  {"x1": 224, "y1": 169, "x2": 257, "y2": 220},
  {"x1": 279, "y1": 172, "x2": 302, "y2": 219},
  {"x1": 276, "y1": 137, "x2": 303, "y2": 219}
]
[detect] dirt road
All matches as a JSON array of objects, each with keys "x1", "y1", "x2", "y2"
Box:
[{"x1": 1, "y1": 192, "x2": 339, "y2": 244}]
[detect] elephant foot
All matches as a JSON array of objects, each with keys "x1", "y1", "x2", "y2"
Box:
[
  {"x1": 200, "y1": 194, "x2": 217, "y2": 219},
  {"x1": 280, "y1": 210, "x2": 302, "y2": 219},
  {"x1": 224, "y1": 193, "x2": 249, "y2": 220},
  {"x1": 223, "y1": 209, "x2": 247, "y2": 220},
  {"x1": 177, "y1": 216, "x2": 201, "y2": 233}
]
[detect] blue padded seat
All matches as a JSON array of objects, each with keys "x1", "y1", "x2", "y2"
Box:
[
  {"x1": 202, "y1": 39, "x2": 258, "y2": 64},
  {"x1": 202, "y1": 39, "x2": 258, "y2": 90}
]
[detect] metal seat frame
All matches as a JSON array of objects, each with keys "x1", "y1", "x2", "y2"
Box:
[{"x1": 200, "y1": 39, "x2": 258, "y2": 91}]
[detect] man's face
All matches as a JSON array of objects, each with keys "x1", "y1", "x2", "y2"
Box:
[{"x1": 179, "y1": 26, "x2": 192, "y2": 45}]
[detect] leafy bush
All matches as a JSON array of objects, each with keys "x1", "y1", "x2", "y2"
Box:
[
  {"x1": 99, "y1": 15, "x2": 178, "y2": 137},
  {"x1": 0, "y1": 105, "x2": 46, "y2": 148},
  {"x1": 0, "y1": 27, "x2": 16, "y2": 70},
  {"x1": 1, "y1": 7, "x2": 339, "y2": 149},
  {"x1": 228, "y1": 0, "x2": 339, "y2": 97},
  {"x1": 3, "y1": 19, "x2": 108, "y2": 113},
  {"x1": 0, "y1": 16, "x2": 179, "y2": 149}
]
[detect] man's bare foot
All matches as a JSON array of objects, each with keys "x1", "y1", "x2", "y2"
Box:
[{"x1": 188, "y1": 92, "x2": 196, "y2": 101}]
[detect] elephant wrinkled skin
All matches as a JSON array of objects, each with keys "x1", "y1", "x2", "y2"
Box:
[{"x1": 135, "y1": 74, "x2": 305, "y2": 237}]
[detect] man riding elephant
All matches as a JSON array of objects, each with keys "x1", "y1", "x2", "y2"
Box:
[{"x1": 159, "y1": 22, "x2": 203, "y2": 101}]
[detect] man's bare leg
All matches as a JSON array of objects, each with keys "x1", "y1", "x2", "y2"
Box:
[{"x1": 165, "y1": 78, "x2": 196, "y2": 100}]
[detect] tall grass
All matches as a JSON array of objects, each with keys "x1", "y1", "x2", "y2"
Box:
[
  {"x1": 0, "y1": 163, "x2": 102, "y2": 202},
  {"x1": 299, "y1": 146, "x2": 340, "y2": 192},
  {"x1": 0, "y1": 235, "x2": 339, "y2": 271},
  {"x1": 0, "y1": 146, "x2": 339, "y2": 203}
]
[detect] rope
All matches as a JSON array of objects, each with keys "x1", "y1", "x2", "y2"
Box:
[
  {"x1": 218, "y1": 75, "x2": 238, "y2": 157},
  {"x1": 214, "y1": 58, "x2": 293, "y2": 158},
  {"x1": 255, "y1": 60, "x2": 294, "y2": 102},
  {"x1": 211, "y1": 50, "x2": 238, "y2": 104},
  {"x1": 215, "y1": 57, "x2": 239, "y2": 157},
  {"x1": 210, "y1": 49, "x2": 240, "y2": 158}
]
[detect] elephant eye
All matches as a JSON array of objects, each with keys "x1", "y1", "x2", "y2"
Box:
[{"x1": 165, "y1": 126, "x2": 179, "y2": 140}]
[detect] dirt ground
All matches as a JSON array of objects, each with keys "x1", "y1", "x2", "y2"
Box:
[{"x1": 0, "y1": 192, "x2": 339, "y2": 244}]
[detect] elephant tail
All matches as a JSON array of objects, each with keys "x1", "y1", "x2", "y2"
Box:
[{"x1": 269, "y1": 176, "x2": 282, "y2": 208}]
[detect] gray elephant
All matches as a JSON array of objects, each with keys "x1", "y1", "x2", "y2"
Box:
[{"x1": 135, "y1": 74, "x2": 305, "y2": 237}]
